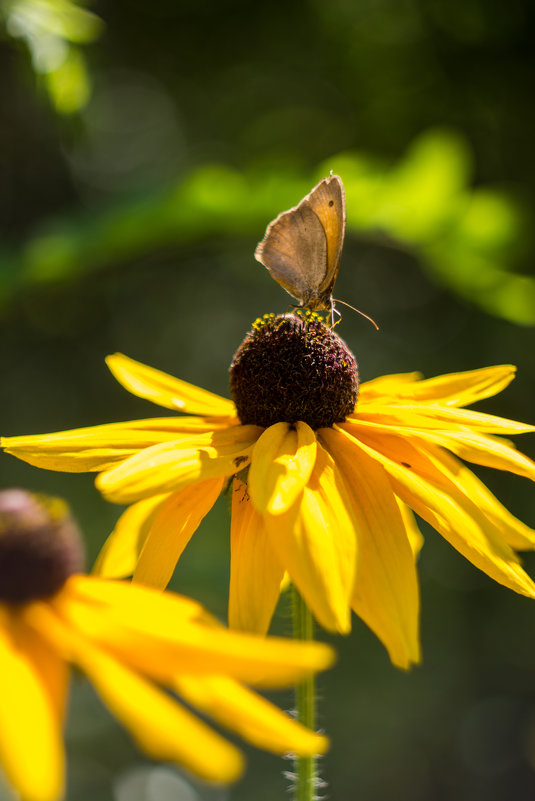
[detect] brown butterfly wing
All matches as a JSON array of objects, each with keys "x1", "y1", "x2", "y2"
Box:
[
  {"x1": 254, "y1": 202, "x2": 327, "y2": 306},
  {"x1": 255, "y1": 175, "x2": 346, "y2": 310},
  {"x1": 302, "y1": 174, "x2": 346, "y2": 303}
]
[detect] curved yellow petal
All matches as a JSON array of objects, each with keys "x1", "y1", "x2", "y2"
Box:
[
  {"x1": 0, "y1": 614, "x2": 66, "y2": 801},
  {"x1": 175, "y1": 674, "x2": 329, "y2": 756},
  {"x1": 345, "y1": 418, "x2": 535, "y2": 482},
  {"x1": 133, "y1": 478, "x2": 224, "y2": 588},
  {"x1": 1, "y1": 418, "x2": 229, "y2": 473},
  {"x1": 64, "y1": 575, "x2": 206, "y2": 623},
  {"x1": 248, "y1": 422, "x2": 317, "y2": 515},
  {"x1": 352, "y1": 405, "x2": 535, "y2": 436},
  {"x1": 93, "y1": 493, "x2": 172, "y2": 578},
  {"x1": 96, "y1": 425, "x2": 261, "y2": 504},
  {"x1": 413, "y1": 444, "x2": 535, "y2": 551},
  {"x1": 359, "y1": 364, "x2": 517, "y2": 407},
  {"x1": 89, "y1": 663, "x2": 244, "y2": 783},
  {"x1": 107, "y1": 353, "x2": 236, "y2": 416},
  {"x1": 320, "y1": 428, "x2": 421, "y2": 669},
  {"x1": 264, "y1": 444, "x2": 356, "y2": 634},
  {"x1": 64, "y1": 621, "x2": 244, "y2": 782},
  {"x1": 229, "y1": 479, "x2": 285, "y2": 634},
  {"x1": 52, "y1": 580, "x2": 335, "y2": 688},
  {"x1": 1, "y1": 425, "x2": 146, "y2": 473},
  {"x1": 434, "y1": 430, "x2": 535, "y2": 480},
  {"x1": 340, "y1": 426, "x2": 535, "y2": 598}
]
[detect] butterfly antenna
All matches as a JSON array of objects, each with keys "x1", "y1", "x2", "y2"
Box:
[{"x1": 332, "y1": 298, "x2": 380, "y2": 331}]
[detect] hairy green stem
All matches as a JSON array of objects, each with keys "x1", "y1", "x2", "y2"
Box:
[{"x1": 291, "y1": 586, "x2": 317, "y2": 801}]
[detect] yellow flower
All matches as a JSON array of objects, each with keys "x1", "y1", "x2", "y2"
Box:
[
  {"x1": 3, "y1": 312, "x2": 535, "y2": 671},
  {"x1": 0, "y1": 489, "x2": 332, "y2": 801}
]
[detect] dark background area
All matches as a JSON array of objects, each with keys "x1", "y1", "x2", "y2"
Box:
[{"x1": 1, "y1": 0, "x2": 535, "y2": 799}]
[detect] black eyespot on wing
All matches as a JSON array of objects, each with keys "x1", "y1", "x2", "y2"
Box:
[
  {"x1": 401, "y1": 461, "x2": 411, "y2": 468},
  {"x1": 328, "y1": 200, "x2": 334, "y2": 207}
]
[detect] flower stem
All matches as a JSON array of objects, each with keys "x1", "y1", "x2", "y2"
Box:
[{"x1": 291, "y1": 585, "x2": 317, "y2": 801}]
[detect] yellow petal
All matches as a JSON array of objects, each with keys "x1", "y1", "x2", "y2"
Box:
[
  {"x1": 229, "y1": 479, "x2": 285, "y2": 634},
  {"x1": 96, "y1": 425, "x2": 261, "y2": 504},
  {"x1": 15, "y1": 606, "x2": 70, "y2": 725},
  {"x1": 396, "y1": 498, "x2": 424, "y2": 558},
  {"x1": 107, "y1": 353, "x2": 236, "y2": 416},
  {"x1": 359, "y1": 364, "x2": 517, "y2": 407},
  {"x1": 0, "y1": 613, "x2": 66, "y2": 801},
  {"x1": 340, "y1": 426, "x2": 535, "y2": 598},
  {"x1": 280, "y1": 572, "x2": 291, "y2": 591},
  {"x1": 175, "y1": 674, "x2": 329, "y2": 756},
  {"x1": 133, "y1": 478, "x2": 224, "y2": 588},
  {"x1": 54, "y1": 611, "x2": 243, "y2": 782},
  {"x1": 433, "y1": 430, "x2": 535, "y2": 481},
  {"x1": 345, "y1": 418, "x2": 535, "y2": 482},
  {"x1": 93, "y1": 493, "x2": 172, "y2": 578},
  {"x1": 1, "y1": 418, "x2": 226, "y2": 473},
  {"x1": 248, "y1": 422, "x2": 317, "y2": 515},
  {"x1": 85, "y1": 658, "x2": 244, "y2": 782},
  {"x1": 65, "y1": 575, "x2": 206, "y2": 623},
  {"x1": 264, "y1": 443, "x2": 356, "y2": 634},
  {"x1": 52, "y1": 579, "x2": 335, "y2": 688},
  {"x1": 352, "y1": 405, "x2": 535, "y2": 435},
  {"x1": 358, "y1": 372, "x2": 423, "y2": 398},
  {"x1": 1, "y1": 425, "x2": 145, "y2": 472},
  {"x1": 412, "y1": 444, "x2": 535, "y2": 551},
  {"x1": 320, "y1": 428, "x2": 421, "y2": 669}
]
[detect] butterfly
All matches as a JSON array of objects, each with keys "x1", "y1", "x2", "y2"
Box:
[{"x1": 254, "y1": 174, "x2": 345, "y2": 319}]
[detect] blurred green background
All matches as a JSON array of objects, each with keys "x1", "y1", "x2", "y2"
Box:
[{"x1": 1, "y1": 0, "x2": 535, "y2": 799}]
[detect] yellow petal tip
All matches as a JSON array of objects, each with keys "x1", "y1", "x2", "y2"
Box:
[{"x1": 290, "y1": 732, "x2": 330, "y2": 757}]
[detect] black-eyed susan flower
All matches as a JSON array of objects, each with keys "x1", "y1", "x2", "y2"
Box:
[
  {"x1": 0, "y1": 488, "x2": 333, "y2": 801},
  {"x1": 3, "y1": 312, "x2": 535, "y2": 670}
]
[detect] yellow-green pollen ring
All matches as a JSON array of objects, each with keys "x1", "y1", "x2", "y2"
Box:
[
  {"x1": 230, "y1": 312, "x2": 359, "y2": 430},
  {"x1": 252, "y1": 309, "x2": 327, "y2": 331},
  {"x1": 0, "y1": 489, "x2": 84, "y2": 603}
]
